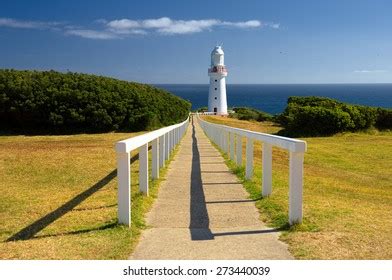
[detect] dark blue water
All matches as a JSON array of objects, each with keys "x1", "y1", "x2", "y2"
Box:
[{"x1": 155, "y1": 84, "x2": 392, "y2": 114}]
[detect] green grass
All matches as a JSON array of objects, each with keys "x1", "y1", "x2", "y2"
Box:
[
  {"x1": 0, "y1": 132, "x2": 182, "y2": 259},
  {"x1": 202, "y1": 116, "x2": 392, "y2": 259}
]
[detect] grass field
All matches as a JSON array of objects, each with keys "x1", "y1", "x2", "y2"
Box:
[
  {"x1": 1, "y1": 116, "x2": 391, "y2": 260},
  {"x1": 202, "y1": 116, "x2": 392, "y2": 259},
  {"x1": 0, "y1": 132, "x2": 178, "y2": 259}
]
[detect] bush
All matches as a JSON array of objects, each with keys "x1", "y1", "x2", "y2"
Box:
[
  {"x1": 283, "y1": 105, "x2": 354, "y2": 136},
  {"x1": 230, "y1": 107, "x2": 272, "y2": 122},
  {"x1": 196, "y1": 106, "x2": 208, "y2": 113},
  {"x1": 341, "y1": 104, "x2": 377, "y2": 130},
  {"x1": 0, "y1": 69, "x2": 191, "y2": 133},
  {"x1": 375, "y1": 108, "x2": 392, "y2": 130},
  {"x1": 277, "y1": 96, "x2": 390, "y2": 136}
]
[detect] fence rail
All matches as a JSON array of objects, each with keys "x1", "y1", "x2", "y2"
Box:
[
  {"x1": 197, "y1": 114, "x2": 307, "y2": 225},
  {"x1": 116, "y1": 117, "x2": 189, "y2": 226}
]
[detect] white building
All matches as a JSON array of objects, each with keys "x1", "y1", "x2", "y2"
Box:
[{"x1": 208, "y1": 45, "x2": 228, "y2": 115}]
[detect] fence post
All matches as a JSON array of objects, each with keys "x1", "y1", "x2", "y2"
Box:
[
  {"x1": 139, "y1": 143, "x2": 149, "y2": 195},
  {"x1": 230, "y1": 132, "x2": 235, "y2": 161},
  {"x1": 169, "y1": 131, "x2": 172, "y2": 156},
  {"x1": 165, "y1": 133, "x2": 169, "y2": 160},
  {"x1": 289, "y1": 151, "x2": 304, "y2": 224},
  {"x1": 171, "y1": 130, "x2": 174, "y2": 149},
  {"x1": 152, "y1": 138, "x2": 159, "y2": 179},
  {"x1": 169, "y1": 130, "x2": 174, "y2": 150},
  {"x1": 262, "y1": 143, "x2": 272, "y2": 197},
  {"x1": 117, "y1": 151, "x2": 130, "y2": 226},
  {"x1": 159, "y1": 135, "x2": 165, "y2": 168},
  {"x1": 236, "y1": 135, "x2": 242, "y2": 166},
  {"x1": 224, "y1": 131, "x2": 229, "y2": 154},
  {"x1": 222, "y1": 130, "x2": 225, "y2": 151},
  {"x1": 246, "y1": 138, "x2": 254, "y2": 179},
  {"x1": 218, "y1": 129, "x2": 222, "y2": 149}
]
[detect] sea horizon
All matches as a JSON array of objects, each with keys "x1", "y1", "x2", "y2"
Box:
[
  {"x1": 155, "y1": 83, "x2": 392, "y2": 114},
  {"x1": 154, "y1": 82, "x2": 392, "y2": 85}
]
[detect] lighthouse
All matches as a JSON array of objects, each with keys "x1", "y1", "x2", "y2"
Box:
[{"x1": 208, "y1": 45, "x2": 228, "y2": 115}]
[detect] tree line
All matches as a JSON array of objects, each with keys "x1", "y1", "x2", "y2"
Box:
[{"x1": 0, "y1": 69, "x2": 191, "y2": 134}]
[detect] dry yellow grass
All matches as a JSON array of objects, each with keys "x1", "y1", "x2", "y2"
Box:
[
  {"x1": 0, "y1": 132, "x2": 178, "y2": 259},
  {"x1": 202, "y1": 115, "x2": 392, "y2": 259}
]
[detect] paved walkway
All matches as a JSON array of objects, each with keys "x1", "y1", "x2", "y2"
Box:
[{"x1": 130, "y1": 119, "x2": 293, "y2": 259}]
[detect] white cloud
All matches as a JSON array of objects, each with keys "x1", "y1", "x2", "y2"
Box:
[
  {"x1": 0, "y1": 17, "x2": 278, "y2": 39},
  {"x1": 142, "y1": 17, "x2": 172, "y2": 29},
  {"x1": 105, "y1": 17, "x2": 220, "y2": 35},
  {"x1": 157, "y1": 19, "x2": 219, "y2": 34},
  {"x1": 107, "y1": 19, "x2": 140, "y2": 30},
  {"x1": 105, "y1": 17, "x2": 275, "y2": 35},
  {"x1": 222, "y1": 20, "x2": 261, "y2": 28},
  {"x1": 354, "y1": 70, "x2": 388, "y2": 73},
  {"x1": 65, "y1": 29, "x2": 119, "y2": 40},
  {"x1": 0, "y1": 17, "x2": 62, "y2": 29}
]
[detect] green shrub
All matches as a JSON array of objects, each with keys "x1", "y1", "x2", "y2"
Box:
[
  {"x1": 230, "y1": 107, "x2": 272, "y2": 122},
  {"x1": 375, "y1": 108, "x2": 392, "y2": 130},
  {"x1": 0, "y1": 69, "x2": 191, "y2": 133},
  {"x1": 287, "y1": 96, "x2": 341, "y2": 108},
  {"x1": 196, "y1": 106, "x2": 208, "y2": 112},
  {"x1": 278, "y1": 96, "x2": 390, "y2": 136},
  {"x1": 341, "y1": 104, "x2": 377, "y2": 130},
  {"x1": 284, "y1": 105, "x2": 354, "y2": 136}
]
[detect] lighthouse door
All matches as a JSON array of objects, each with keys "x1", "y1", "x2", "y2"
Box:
[{"x1": 213, "y1": 107, "x2": 217, "y2": 115}]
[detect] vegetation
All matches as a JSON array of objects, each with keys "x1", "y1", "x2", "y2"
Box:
[
  {"x1": 276, "y1": 96, "x2": 392, "y2": 136},
  {"x1": 195, "y1": 106, "x2": 208, "y2": 112},
  {"x1": 230, "y1": 107, "x2": 272, "y2": 122},
  {"x1": 202, "y1": 115, "x2": 392, "y2": 259},
  {"x1": 0, "y1": 69, "x2": 190, "y2": 134},
  {"x1": 0, "y1": 132, "x2": 180, "y2": 259}
]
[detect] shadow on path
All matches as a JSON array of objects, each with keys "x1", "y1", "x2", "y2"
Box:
[
  {"x1": 206, "y1": 199, "x2": 261, "y2": 204},
  {"x1": 189, "y1": 119, "x2": 214, "y2": 241},
  {"x1": 188, "y1": 120, "x2": 286, "y2": 240},
  {"x1": 214, "y1": 228, "x2": 281, "y2": 237},
  {"x1": 201, "y1": 171, "x2": 232, "y2": 173}
]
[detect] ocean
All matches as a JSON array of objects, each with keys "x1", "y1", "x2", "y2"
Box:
[{"x1": 155, "y1": 84, "x2": 392, "y2": 115}]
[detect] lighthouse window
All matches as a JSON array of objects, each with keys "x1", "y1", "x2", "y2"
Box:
[
  {"x1": 214, "y1": 88, "x2": 217, "y2": 90},
  {"x1": 215, "y1": 79, "x2": 217, "y2": 82},
  {"x1": 214, "y1": 97, "x2": 217, "y2": 100}
]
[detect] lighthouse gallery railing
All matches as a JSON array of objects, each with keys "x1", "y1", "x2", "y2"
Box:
[
  {"x1": 197, "y1": 114, "x2": 307, "y2": 225},
  {"x1": 116, "y1": 117, "x2": 189, "y2": 226}
]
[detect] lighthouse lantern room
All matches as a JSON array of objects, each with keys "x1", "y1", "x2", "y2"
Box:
[{"x1": 208, "y1": 45, "x2": 228, "y2": 115}]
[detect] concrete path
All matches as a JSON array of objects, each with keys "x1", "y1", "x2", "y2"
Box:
[{"x1": 130, "y1": 118, "x2": 293, "y2": 259}]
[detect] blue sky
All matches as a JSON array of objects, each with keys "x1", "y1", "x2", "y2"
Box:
[{"x1": 1, "y1": 0, "x2": 391, "y2": 84}]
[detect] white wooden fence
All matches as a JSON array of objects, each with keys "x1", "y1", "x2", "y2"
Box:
[
  {"x1": 115, "y1": 118, "x2": 189, "y2": 226},
  {"x1": 197, "y1": 114, "x2": 307, "y2": 225}
]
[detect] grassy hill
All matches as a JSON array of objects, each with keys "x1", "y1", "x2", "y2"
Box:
[
  {"x1": 0, "y1": 132, "x2": 181, "y2": 259},
  {"x1": 0, "y1": 69, "x2": 191, "y2": 259},
  {"x1": 202, "y1": 115, "x2": 392, "y2": 259},
  {"x1": 0, "y1": 69, "x2": 191, "y2": 134}
]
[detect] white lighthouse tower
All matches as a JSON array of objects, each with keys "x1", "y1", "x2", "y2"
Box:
[{"x1": 208, "y1": 45, "x2": 228, "y2": 115}]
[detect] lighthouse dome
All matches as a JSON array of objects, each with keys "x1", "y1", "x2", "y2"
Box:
[
  {"x1": 211, "y1": 45, "x2": 224, "y2": 55},
  {"x1": 211, "y1": 46, "x2": 224, "y2": 66}
]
